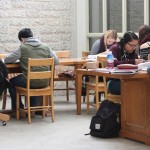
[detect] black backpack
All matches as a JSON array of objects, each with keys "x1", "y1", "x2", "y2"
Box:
[
  {"x1": 89, "y1": 100, "x2": 121, "y2": 138},
  {"x1": 0, "y1": 59, "x2": 9, "y2": 96}
]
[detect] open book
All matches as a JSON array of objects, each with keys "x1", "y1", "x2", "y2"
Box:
[
  {"x1": 88, "y1": 67, "x2": 139, "y2": 74},
  {"x1": 110, "y1": 68, "x2": 139, "y2": 74}
]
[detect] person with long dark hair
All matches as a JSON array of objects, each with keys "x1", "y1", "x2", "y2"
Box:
[
  {"x1": 138, "y1": 25, "x2": 150, "y2": 60},
  {"x1": 108, "y1": 31, "x2": 144, "y2": 95}
]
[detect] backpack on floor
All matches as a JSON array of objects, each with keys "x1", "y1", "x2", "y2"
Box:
[{"x1": 89, "y1": 100, "x2": 121, "y2": 138}]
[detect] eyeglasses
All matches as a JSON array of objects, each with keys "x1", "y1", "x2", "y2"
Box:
[{"x1": 127, "y1": 42, "x2": 138, "y2": 49}]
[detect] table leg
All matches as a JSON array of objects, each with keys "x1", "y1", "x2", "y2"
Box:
[{"x1": 76, "y1": 73, "x2": 82, "y2": 115}]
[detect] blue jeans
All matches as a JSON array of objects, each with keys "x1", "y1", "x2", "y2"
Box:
[
  {"x1": 107, "y1": 79, "x2": 121, "y2": 95},
  {"x1": 9, "y1": 74, "x2": 40, "y2": 110}
]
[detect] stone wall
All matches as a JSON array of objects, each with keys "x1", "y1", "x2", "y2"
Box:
[
  {"x1": 0, "y1": 0, "x2": 76, "y2": 57},
  {"x1": 0, "y1": 0, "x2": 76, "y2": 97}
]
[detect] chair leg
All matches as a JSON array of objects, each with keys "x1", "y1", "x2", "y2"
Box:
[
  {"x1": 42, "y1": 96, "x2": 45, "y2": 118},
  {"x1": 2, "y1": 89, "x2": 7, "y2": 109},
  {"x1": 16, "y1": 93, "x2": 20, "y2": 120},
  {"x1": 95, "y1": 91, "x2": 100, "y2": 110},
  {"x1": 27, "y1": 96, "x2": 31, "y2": 124},
  {"x1": 66, "y1": 80, "x2": 69, "y2": 101},
  {"x1": 86, "y1": 87, "x2": 90, "y2": 113},
  {"x1": 50, "y1": 95, "x2": 54, "y2": 122},
  {"x1": 83, "y1": 96, "x2": 86, "y2": 103}
]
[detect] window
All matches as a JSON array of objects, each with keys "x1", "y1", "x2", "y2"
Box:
[
  {"x1": 127, "y1": 0, "x2": 144, "y2": 32},
  {"x1": 107, "y1": 0, "x2": 122, "y2": 32},
  {"x1": 89, "y1": 0, "x2": 103, "y2": 33},
  {"x1": 88, "y1": 0, "x2": 149, "y2": 50}
]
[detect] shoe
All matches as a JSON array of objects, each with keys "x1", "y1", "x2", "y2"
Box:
[
  {"x1": 30, "y1": 111, "x2": 35, "y2": 118},
  {"x1": 20, "y1": 111, "x2": 27, "y2": 118},
  {"x1": 11, "y1": 111, "x2": 26, "y2": 119},
  {"x1": 24, "y1": 107, "x2": 35, "y2": 118}
]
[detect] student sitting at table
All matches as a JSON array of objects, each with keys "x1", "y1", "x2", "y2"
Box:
[
  {"x1": 138, "y1": 25, "x2": 150, "y2": 60},
  {"x1": 91, "y1": 30, "x2": 119, "y2": 55},
  {"x1": 83, "y1": 30, "x2": 119, "y2": 101},
  {"x1": 108, "y1": 31, "x2": 144, "y2": 95},
  {"x1": 4, "y1": 28, "x2": 59, "y2": 116}
]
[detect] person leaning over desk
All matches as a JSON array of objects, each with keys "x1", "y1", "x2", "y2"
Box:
[
  {"x1": 82, "y1": 30, "x2": 119, "y2": 100},
  {"x1": 90, "y1": 30, "x2": 119, "y2": 55},
  {"x1": 107, "y1": 31, "x2": 144, "y2": 95},
  {"x1": 138, "y1": 25, "x2": 150, "y2": 60},
  {"x1": 4, "y1": 28, "x2": 59, "y2": 114}
]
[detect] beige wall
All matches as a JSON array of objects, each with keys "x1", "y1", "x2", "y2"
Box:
[{"x1": 0, "y1": 0, "x2": 77, "y2": 57}]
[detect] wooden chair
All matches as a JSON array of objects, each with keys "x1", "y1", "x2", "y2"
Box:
[
  {"x1": 85, "y1": 60, "x2": 105, "y2": 113},
  {"x1": 0, "y1": 54, "x2": 7, "y2": 59},
  {"x1": 81, "y1": 51, "x2": 90, "y2": 102},
  {"x1": 16, "y1": 58, "x2": 54, "y2": 124},
  {"x1": 82, "y1": 50, "x2": 90, "y2": 59},
  {"x1": 54, "y1": 50, "x2": 75, "y2": 101},
  {"x1": 99, "y1": 56, "x2": 121, "y2": 104}
]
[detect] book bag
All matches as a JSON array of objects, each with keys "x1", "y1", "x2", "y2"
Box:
[
  {"x1": 89, "y1": 100, "x2": 121, "y2": 138},
  {"x1": 0, "y1": 59, "x2": 9, "y2": 96}
]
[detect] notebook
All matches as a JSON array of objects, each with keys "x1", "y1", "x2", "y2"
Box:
[{"x1": 110, "y1": 69, "x2": 139, "y2": 74}]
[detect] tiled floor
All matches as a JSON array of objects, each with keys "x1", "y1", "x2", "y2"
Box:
[{"x1": 0, "y1": 94, "x2": 150, "y2": 150}]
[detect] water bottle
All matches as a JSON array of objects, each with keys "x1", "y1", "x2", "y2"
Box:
[{"x1": 107, "y1": 51, "x2": 114, "y2": 69}]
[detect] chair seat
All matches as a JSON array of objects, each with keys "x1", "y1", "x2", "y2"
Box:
[
  {"x1": 16, "y1": 86, "x2": 52, "y2": 96},
  {"x1": 54, "y1": 76, "x2": 75, "y2": 81}
]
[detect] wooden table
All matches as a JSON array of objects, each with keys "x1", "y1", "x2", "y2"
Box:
[
  {"x1": 76, "y1": 69, "x2": 150, "y2": 145},
  {"x1": 6, "y1": 58, "x2": 87, "y2": 72}
]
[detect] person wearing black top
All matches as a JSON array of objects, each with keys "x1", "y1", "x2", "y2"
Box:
[
  {"x1": 108, "y1": 31, "x2": 143, "y2": 95},
  {"x1": 138, "y1": 25, "x2": 150, "y2": 60}
]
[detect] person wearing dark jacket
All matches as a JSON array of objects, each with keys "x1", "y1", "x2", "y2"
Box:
[{"x1": 138, "y1": 25, "x2": 150, "y2": 60}]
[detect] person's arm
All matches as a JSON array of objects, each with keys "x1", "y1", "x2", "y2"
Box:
[
  {"x1": 48, "y1": 47, "x2": 59, "y2": 65},
  {"x1": 90, "y1": 39, "x2": 100, "y2": 55},
  {"x1": 4, "y1": 48, "x2": 21, "y2": 63},
  {"x1": 110, "y1": 44, "x2": 136, "y2": 66}
]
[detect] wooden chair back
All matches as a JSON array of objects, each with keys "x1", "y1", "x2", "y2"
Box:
[
  {"x1": 16, "y1": 58, "x2": 55, "y2": 124},
  {"x1": 82, "y1": 50, "x2": 90, "y2": 59},
  {"x1": 55, "y1": 50, "x2": 70, "y2": 58},
  {"x1": 54, "y1": 50, "x2": 71, "y2": 78},
  {"x1": 97, "y1": 56, "x2": 121, "y2": 103},
  {"x1": 0, "y1": 54, "x2": 7, "y2": 59},
  {"x1": 27, "y1": 58, "x2": 54, "y2": 90}
]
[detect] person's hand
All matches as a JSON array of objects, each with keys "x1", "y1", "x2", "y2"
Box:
[{"x1": 135, "y1": 59, "x2": 144, "y2": 65}]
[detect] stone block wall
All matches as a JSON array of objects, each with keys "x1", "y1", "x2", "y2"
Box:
[
  {"x1": 0, "y1": 0, "x2": 76, "y2": 97},
  {"x1": 0, "y1": 0, "x2": 76, "y2": 57}
]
